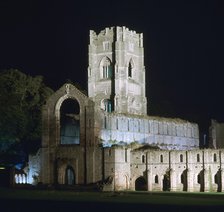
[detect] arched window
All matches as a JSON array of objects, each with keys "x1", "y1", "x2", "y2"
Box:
[
  {"x1": 103, "y1": 99, "x2": 112, "y2": 112},
  {"x1": 100, "y1": 57, "x2": 112, "y2": 79},
  {"x1": 60, "y1": 99, "x2": 80, "y2": 145},
  {"x1": 181, "y1": 174, "x2": 184, "y2": 184},
  {"x1": 214, "y1": 153, "x2": 217, "y2": 162},
  {"x1": 197, "y1": 174, "x2": 201, "y2": 184},
  {"x1": 125, "y1": 149, "x2": 128, "y2": 162},
  {"x1": 197, "y1": 154, "x2": 200, "y2": 162},
  {"x1": 215, "y1": 174, "x2": 218, "y2": 184},
  {"x1": 142, "y1": 155, "x2": 145, "y2": 163},
  {"x1": 128, "y1": 59, "x2": 134, "y2": 78},
  {"x1": 180, "y1": 154, "x2": 183, "y2": 162},
  {"x1": 155, "y1": 175, "x2": 159, "y2": 184},
  {"x1": 160, "y1": 155, "x2": 163, "y2": 163}
]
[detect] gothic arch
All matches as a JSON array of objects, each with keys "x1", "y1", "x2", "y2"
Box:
[
  {"x1": 135, "y1": 176, "x2": 147, "y2": 191},
  {"x1": 55, "y1": 94, "x2": 82, "y2": 119},
  {"x1": 214, "y1": 170, "x2": 221, "y2": 192},
  {"x1": 51, "y1": 84, "x2": 88, "y2": 146},
  {"x1": 197, "y1": 170, "x2": 204, "y2": 192},
  {"x1": 99, "y1": 56, "x2": 112, "y2": 79},
  {"x1": 154, "y1": 175, "x2": 159, "y2": 184},
  {"x1": 181, "y1": 169, "x2": 188, "y2": 191},
  {"x1": 162, "y1": 172, "x2": 170, "y2": 191},
  {"x1": 57, "y1": 160, "x2": 76, "y2": 185},
  {"x1": 101, "y1": 99, "x2": 112, "y2": 112},
  {"x1": 60, "y1": 98, "x2": 80, "y2": 145},
  {"x1": 127, "y1": 58, "x2": 134, "y2": 78},
  {"x1": 65, "y1": 165, "x2": 75, "y2": 185}
]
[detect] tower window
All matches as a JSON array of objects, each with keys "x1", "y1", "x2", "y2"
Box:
[
  {"x1": 103, "y1": 99, "x2": 112, "y2": 112},
  {"x1": 128, "y1": 59, "x2": 134, "y2": 78},
  {"x1": 100, "y1": 57, "x2": 112, "y2": 79}
]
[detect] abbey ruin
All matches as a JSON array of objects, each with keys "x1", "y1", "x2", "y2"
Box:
[{"x1": 25, "y1": 26, "x2": 224, "y2": 192}]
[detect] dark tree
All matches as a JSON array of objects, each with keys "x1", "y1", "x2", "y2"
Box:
[{"x1": 0, "y1": 69, "x2": 53, "y2": 164}]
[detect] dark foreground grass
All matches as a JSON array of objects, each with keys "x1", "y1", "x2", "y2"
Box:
[{"x1": 1, "y1": 187, "x2": 224, "y2": 211}]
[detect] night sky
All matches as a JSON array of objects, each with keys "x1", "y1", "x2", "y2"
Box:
[{"x1": 1, "y1": 0, "x2": 224, "y2": 139}]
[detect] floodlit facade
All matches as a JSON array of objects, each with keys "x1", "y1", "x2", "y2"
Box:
[{"x1": 25, "y1": 26, "x2": 224, "y2": 192}]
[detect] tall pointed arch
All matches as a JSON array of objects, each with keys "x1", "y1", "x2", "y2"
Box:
[
  {"x1": 60, "y1": 98, "x2": 80, "y2": 145},
  {"x1": 100, "y1": 57, "x2": 112, "y2": 79},
  {"x1": 128, "y1": 58, "x2": 134, "y2": 78}
]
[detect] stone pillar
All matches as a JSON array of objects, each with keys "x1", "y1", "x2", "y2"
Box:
[
  {"x1": 147, "y1": 170, "x2": 152, "y2": 191},
  {"x1": 203, "y1": 168, "x2": 210, "y2": 192},
  {"x1": 187, "y1": 169, "x2": 194, "y2": 192},
  {"x1": 221, "y1": 169, "x2": 224, "y2": 192},
  {"x1": 170, "y1": 169, "x2": 177, "y2": 191}
]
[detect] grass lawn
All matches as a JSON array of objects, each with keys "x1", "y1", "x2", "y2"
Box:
[{"x1": 1, "y1": 187, "x2": 224, "y2": 211}]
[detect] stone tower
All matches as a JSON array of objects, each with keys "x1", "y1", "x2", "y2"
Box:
[{"x1": 88, "y1": 26, "x2": 147, "y2": 115}]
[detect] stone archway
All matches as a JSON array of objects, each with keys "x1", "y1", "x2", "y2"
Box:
[
  {"x1": 135, "y1": 176, "x2": 147, "y2": 191},
  {"x1": 181, "y1": 169, "x2": 188, "y2": 191},
  {"x1": 197, "y1": 170, "x2": 205, "y2": 192},
  {"x1": 60, "y1": 98, "x2": 80, "y2": 145},
  {"x1": 163, "y1": 174, "x2": 170, "y2": 191},
  {"x1": 214, "y1": 170, "x2": 221, "y2": 192}
]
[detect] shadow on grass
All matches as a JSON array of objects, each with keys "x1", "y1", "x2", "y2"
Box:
[
  {"x1": 1, "y1": 187, "x2": 224, "y2": 212},
  {"x1": 0, "y1": 198, "x2": 224, "y2": 212}
]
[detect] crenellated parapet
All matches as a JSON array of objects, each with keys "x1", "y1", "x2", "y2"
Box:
[{"x1": 90, "y1": 26, "x2": 143, "y2": 47}]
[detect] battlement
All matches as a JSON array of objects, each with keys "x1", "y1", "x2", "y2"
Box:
[{"x1": 90, "y1": 26, "x2": 143, "y2": 47}]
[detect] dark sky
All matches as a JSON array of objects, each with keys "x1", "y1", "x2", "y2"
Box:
[{"x1": 0, "y1": 0, "x2": 224, "y2": 136}]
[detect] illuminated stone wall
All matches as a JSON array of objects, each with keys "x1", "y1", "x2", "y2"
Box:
[
  {"x1": 39, "y1": 84, "x2": 96, "y2": 184},
  {"x1": 88, "y1": 26, "x2": 147, "y2": 115},
  {"x1": 103, "y1": 147, "x2": 224, "y2": 192},
  {"x1": 98, "y1": 113, "x2": 199, "y2": 150},
  {"x1": 26, "y1": 149, "x2": 41, "y2": 185}
]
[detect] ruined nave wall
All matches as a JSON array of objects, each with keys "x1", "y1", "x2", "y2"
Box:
[{"x1": 99, "y1": 113, "x2": 199, "y2": 150}]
